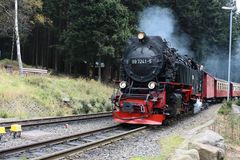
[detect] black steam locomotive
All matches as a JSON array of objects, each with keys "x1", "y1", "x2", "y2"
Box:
[
  {"x1": 121, "y1": 32, "x2": 202, "y2": 94},
  {"x1": 112, "y1": 32, "x2": 203, "y2": 125}
]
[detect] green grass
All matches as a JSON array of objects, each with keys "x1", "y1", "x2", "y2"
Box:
[
  {"x1": 214, "y1": 114, "x2": 240, "y2": 146},
  {"x1": 218, "y1": 101, "x2": 232, "y2": 115},
  {"x1": 131, "y1": 134, "x2": 184, "y2": 160},
  {"x1": 0, "y1": 60, "x2": 113, "y2": 118},
  {"x1": 0, "y1": 58, "x2": 30, "y2": 70}
]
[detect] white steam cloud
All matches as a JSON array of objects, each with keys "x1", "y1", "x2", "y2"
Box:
[
  {"x1": 138, "y1": 6, "x2": 192, "y2": 55},
  {"x1": 203, "y1": 39, "x2": 240, "y2": 82},
  {"x1": 138, "y1": 6, "x2": 240, "y2": 82},
  {"x1": 231, "y1": 39, "x2": 240, "y2": 82}
]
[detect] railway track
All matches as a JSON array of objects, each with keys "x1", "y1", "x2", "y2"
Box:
[
  {"x1": 0, "y1": 112, "x2": 112, "y2": 129},
  {"x1": 0, "y1": 125, "x2": 147, "y2": 160}
]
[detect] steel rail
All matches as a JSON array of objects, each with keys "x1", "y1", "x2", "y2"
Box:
[
  {"x1": 0, "y1": 112, "x2": 112, "y2": 129},
  {"x1": 0, "y1": 125, "x2": 147, "y2": 160},
  {"x1": 34, "y1": 126, "x2": 147, "y2": 160}
]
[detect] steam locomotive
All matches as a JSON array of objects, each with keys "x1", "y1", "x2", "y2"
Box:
[{"x1": 111, "y1": 32, "x2": 240, "y2": 125}]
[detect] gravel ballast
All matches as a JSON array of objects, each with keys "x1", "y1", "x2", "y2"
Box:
[
  {"x1": 0, "y1": 117, "x2": 117, "y2": 150},
  {"x1": 65, "y1": 104, "x2": 220, "y2": 160},
  {"x1": 0, "y1": 104, "x2": 220, "y2": 160}
]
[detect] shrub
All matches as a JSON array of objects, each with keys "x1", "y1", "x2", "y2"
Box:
[
  {"x1": 105, "y1": 102, "x2": 112, "y2": 111},
  {"x1": 218, "y1": 101, "x2": 232, "y2": 115},
  {"x1": 0, "y1": 111, "x2": 9, "y2": 118},
  {"x1": 236, "y1": 99, "x2": 240, "y2": 106}
]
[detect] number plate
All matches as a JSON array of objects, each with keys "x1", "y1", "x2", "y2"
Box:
[{"x1": 131, "y1": 58, "x2": 152, "y2": 64}]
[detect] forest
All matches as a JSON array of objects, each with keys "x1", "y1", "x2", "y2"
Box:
[{"x1": 0, "y1": 0, "x2": 240, "y2": 81}]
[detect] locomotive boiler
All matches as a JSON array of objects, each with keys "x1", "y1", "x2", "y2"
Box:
[{"x1": 112, "y1": 32, "x2": 203, "y2": 125}]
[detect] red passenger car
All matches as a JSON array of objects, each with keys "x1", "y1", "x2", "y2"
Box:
[
  {"x1": 215, "y1": 78, "x2": 228, "y2": 98},
  {"x1": 202, "y1": 72, "x2": 215, "y2": 99},
  {"x1": 231, "y1": 82, "x2": 240, "y2": 97}
]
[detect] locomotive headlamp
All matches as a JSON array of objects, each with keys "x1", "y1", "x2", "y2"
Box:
[
  {"x1": 119, "y1": 81, "x2": 127, "y2": 89},
  {"x1": 148, "y1": 81, "x2": 156, "y2": 89},
  {"x1": 138, "y1": 32, "x2": 145, "y2": 40}
]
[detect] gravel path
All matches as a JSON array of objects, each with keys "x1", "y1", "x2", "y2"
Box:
[
  {"x1": 65, "y1": 104, "x2": 220, "y2": 160},
  {"x1": 0, "y1": 117, "x2": 117, "y2": 150}
]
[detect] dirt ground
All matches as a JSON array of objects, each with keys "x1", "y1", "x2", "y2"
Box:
[{"x1": 225, "y1": 144, "x2": 240, "y2": 160}]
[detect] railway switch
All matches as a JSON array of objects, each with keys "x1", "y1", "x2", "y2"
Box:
[
  {"x1": 0, "y1": 127, "x2": 6, "y2": 140},
  {"x1": 10, "y1": 124, "x2": 22, "y2": 138},
  {"x1": 0, "y1": 127, "x2": 6, "y2": 134}
]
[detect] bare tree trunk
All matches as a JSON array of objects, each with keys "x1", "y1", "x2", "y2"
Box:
[
  {"x1": 35, "y1": 27, "x2": 39, "y2": 66},
  {"x1": 55, "y1": 52, "x2": 58, "y2": 71},
  {"x1": 11, "y1": 28, "x2": 15, "y2": 60},
  {"x1": 15, "y1": 0, "x2": 23, "y2": 74},
  {"x1": 98, "y1": 56, "x2": 101, "y2": 82}
]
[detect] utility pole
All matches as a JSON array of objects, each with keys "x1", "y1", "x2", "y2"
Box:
[
  {"x1": 15, "y1": 0, "x2": 23, "y2": 74},
  {"x1": 222, "y1": 2, "x2": 236, "y2": 101}
]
